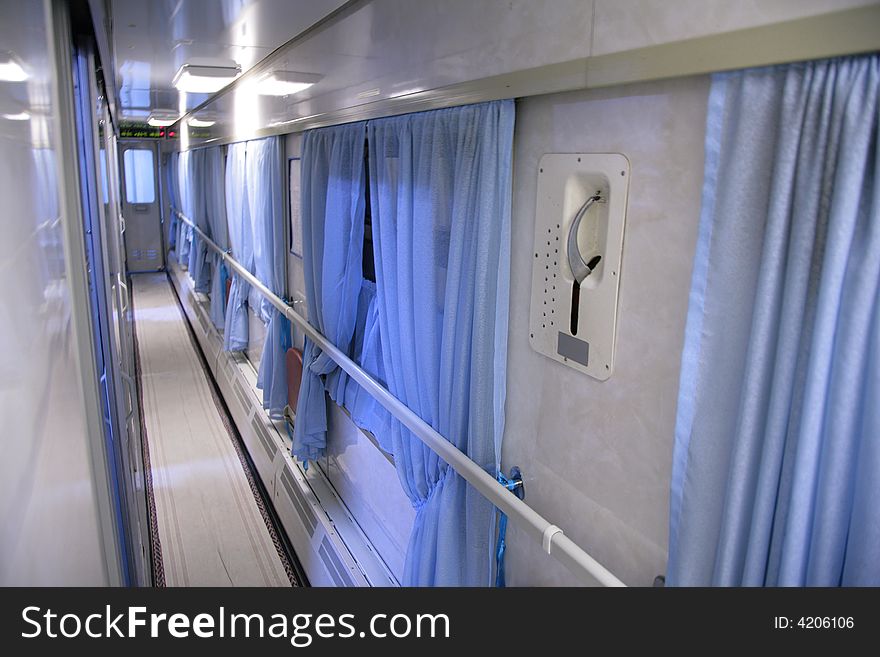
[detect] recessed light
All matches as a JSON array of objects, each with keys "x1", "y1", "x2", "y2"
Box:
[
  {"x1": 187, "y1": 117, "x2": 215, "y2": 127},
  {"x1": 173, "y1": 61, "x2": 241, "y2": 93},
  {"x1": 2, "y1": 111, "x2": 30, "y2": 121},
  {"x1": 147, "y1": 110, "x2": 178, "y2": 127},
  {"x1": 256, "y1": 71, "x2": 321, "y2": 97},
  {"x1": 0, "y1": 51, "x2": 27, "y2": 82}
]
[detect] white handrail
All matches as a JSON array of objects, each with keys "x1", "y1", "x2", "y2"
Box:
[{"x1": 175, "y1": 210, "x2": 625, "y2": 587}]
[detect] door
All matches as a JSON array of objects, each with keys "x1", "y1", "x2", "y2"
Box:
[
  {"x1": 119, "y1": 141, "x2": 163, "y2": 271},
  {"x1": 74, "y1": 43, "x2": 150, "y2": 585},
  {"x1": 102, "y1": 116, "x2": 151, "y2": 586}
]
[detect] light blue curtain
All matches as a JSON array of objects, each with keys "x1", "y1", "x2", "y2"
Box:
[
  {"x1": 368, "y1": 100, "x2": 514, "y2": 586},
  {"x1": 166, "y1": 152, "x2": 181, "y2": 250},
  {"x1": 342, "y1": 280, "x2": 391, "y2": 438},
  {"x1": 204, "y1": 147, "x2": 228, "y2": 329},
  {"x1": 248, "y1": 136, "x2": 291, "y2": 418},
  {"x1": 292, "y1": 122, "x2": 367, "y2": 462},
  {"x1": 668, "y1": 55, "x2": 880, "y2": 586},
  {"x1": 176, "y1": 150, "x2": 192, "y2": 266},
  {"x1": 188, "y1": 149, "x2": 211, "y2": 292},
  {"x1": 224, "y1": 142, "x2": 252, "y2": 351}
]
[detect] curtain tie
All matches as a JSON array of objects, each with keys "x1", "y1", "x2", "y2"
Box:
[{"x1": 495, "y1": 466, "x2": 524, "y2": 587}]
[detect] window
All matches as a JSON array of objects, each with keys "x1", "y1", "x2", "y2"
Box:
[{"x1": 123, "y1": 148, "x2": 155, "y2": 203}]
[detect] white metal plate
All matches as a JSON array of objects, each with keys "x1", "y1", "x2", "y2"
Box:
[{"x1": 528, "y1": 153, "x2": 629, "y2": 380}]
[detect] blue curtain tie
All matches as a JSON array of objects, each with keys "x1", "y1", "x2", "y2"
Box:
[{"x1": 495, "y1": 466, "x2": 524, "y2": 587}]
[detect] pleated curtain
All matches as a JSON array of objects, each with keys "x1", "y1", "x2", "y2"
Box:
[
  {"x1": 293, "y1": 123, "x2": 368, "y2": 462},
  {"x1": 667, "y1": 54, "x2": 880, "y2": 586},
  {"x1": 204, "y1": 147, "x2": 228, "y2": 329},
  {"x1": 166, "y1": 151, "x2": 180, "y2": 251},
  {"x1": 248, "y1": 136, "x2": 291, "y2": 419},
  {"x1": 223, "y1": 142, "x2": 252, "y2": 351},
  {"x1": 176, "y1": 150, "x2": 192, "y2": 266},
  {"x1": 188, "y1": 149, "x2": 211, "y2": 293},
  {"x1": 367, "y1": 100, "x2": 514, "y2": 586}
]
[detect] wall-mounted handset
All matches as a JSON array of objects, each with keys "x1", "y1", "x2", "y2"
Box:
[
  {"x1": 567, "y1": 193, "x2": 602, "y2": 335},
  {"x1": 529, "y1": 153, "x2": 628, "y2": 380}
]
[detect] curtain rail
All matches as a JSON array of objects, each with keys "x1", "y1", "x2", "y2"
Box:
[{"x1": 175, "y1": 210, "x2": 625, "y2": 587}]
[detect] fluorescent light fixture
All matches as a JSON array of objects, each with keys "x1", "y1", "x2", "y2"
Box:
[
  {"x1": 1, "y1": 111, "x2": 30, "y2": 121},
  {"x1": 0, "y1": 52, "x2": 27, "y2": 82},
  {"x1": 187, "y1": 117, "x2": 215, "y2": 127},
  {"x1": 173, "y1": 62, "x2": 241, "y2": 93},
  {"x1": 256, "y1": 71, "x2": 321, "y2": 97},
  {"x1": 147, "y1": 111, "x2": 178, "y2": 127}
]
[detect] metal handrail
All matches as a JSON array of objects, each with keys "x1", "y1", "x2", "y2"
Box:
[{"x1": 175, "y1": 210, "x2": 625, "y2": 587}]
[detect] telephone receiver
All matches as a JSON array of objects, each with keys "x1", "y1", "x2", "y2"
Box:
[{"x1": 567, "y1": 193, "x2": 603, "y2": 335}]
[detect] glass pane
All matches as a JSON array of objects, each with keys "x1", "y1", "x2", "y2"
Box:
[{"x1": 123, "y1": 148, "x2": 154, "y2": 203}]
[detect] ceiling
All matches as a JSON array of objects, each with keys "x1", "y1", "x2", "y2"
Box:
[{"x1": 109, "y1": 0, "x2": 348, "y2": 119}]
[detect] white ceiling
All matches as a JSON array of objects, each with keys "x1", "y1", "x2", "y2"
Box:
[{"x1": 110, "y1": 0, "x2": 348, "y2": 118}]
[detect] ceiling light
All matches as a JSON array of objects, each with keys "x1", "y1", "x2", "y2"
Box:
[
  {"x1": 173, "y1": 62, "x2": 241, "y2": 93},
  {"x1": 187, "y1": 117, "x2": 215, "y2": 127},
  {"x1": 147, "y1": 111, "x2": 178, "y2": 127},
  {"x1": 256, "y1": 71, "x2": 321, "y2": 97},
  {"x1": 148, "y1": 117, "x2": 176, "y2": 127},
  {"x1": 0, "y1": 51, "x2": 28, "y2": 82},
  {"x1": 2, "y1": 111, "x2": 30, "y2": 121}
]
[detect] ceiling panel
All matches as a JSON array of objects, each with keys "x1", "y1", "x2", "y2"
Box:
[{"x1": 110, "y1": 0, "x2": 348, "y2": 117}]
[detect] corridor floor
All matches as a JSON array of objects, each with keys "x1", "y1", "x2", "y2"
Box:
[{"x1": 131, "y1": 273, "x2": 297, "y2": 586}]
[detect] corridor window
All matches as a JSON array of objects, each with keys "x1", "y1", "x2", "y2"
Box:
[{"x1": 123, "y1": 149, "x2": 155, "y2": 203}]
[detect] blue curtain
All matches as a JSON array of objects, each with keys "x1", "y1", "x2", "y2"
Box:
[
  {"x1": 166, "y1": 152, "x2": 181, "y2": 250},
  {"x1": 176, "y1": 150, "x2": 192, "y2": 266},
  {"x1": 342, "y1": 280, "x2": 391, "y2": 439},
  {"x1": 224, "y1": 142, "x2": 252, "y2": 351},
  {"x1": 204, "y1": 147, "x2": 228, "y2": 329},
  {"x1": 292, "y1": 122, "x2": 367, "y2": 462},
  {"x1": 368, "y1": 100, "x2": 514, "y2": 586},
  {"x1": 248, "y1": 136, "x2": 291, "y2": 418},
  {"x1": 668, "y1": 55, "x2": 880, "y2": 586},
  {"x1": 188, "y1": 149, "x2": 211, "y2": 292}
]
